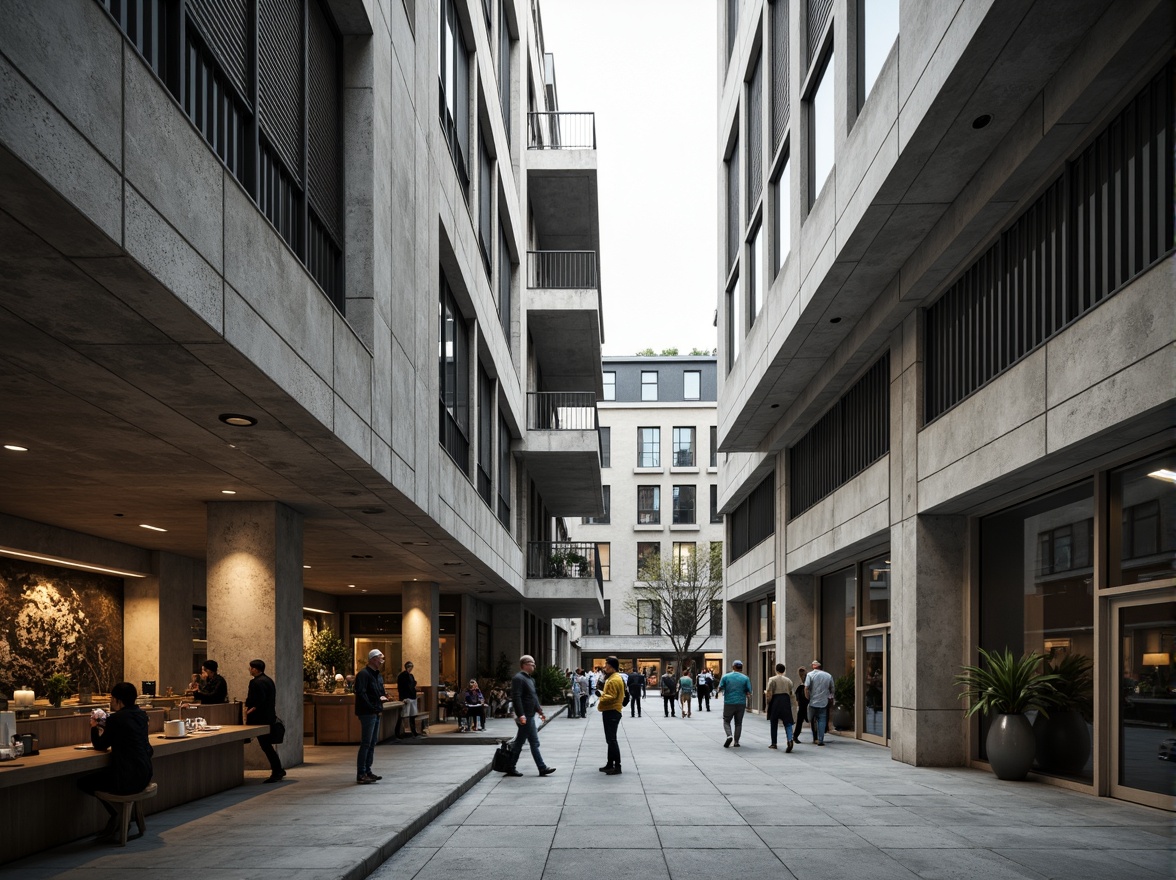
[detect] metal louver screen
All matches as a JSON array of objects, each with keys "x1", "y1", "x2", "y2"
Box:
[
  {"x1": 771, "y1": 0, "x2": 789, "y2": 149},
  {"x1": 307, "y1": 0, "x2": 340, "y2": 238},
  {"x1": 788, "y1": 354, "x2": 890, "y2": 518},
  {"x1": 187, "y1": 0, "x2": 249, "y2": 101},
  {"x1": 259, "y1": 0, "x2": 303, "y2": 179},
  {"x1": 748, "y1": 57, "x2": 763, "y2": 217},
  {"x1": 807, "y1": 0, "x2": 833, "y2": 66}
]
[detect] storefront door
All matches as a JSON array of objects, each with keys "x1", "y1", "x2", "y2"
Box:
[
  {"x1": 1110, "y1": 594, "x2": 1176, "y2": 810},
  {"x1": 859, "y1": 629, "x2": 890, "y2": 744}
]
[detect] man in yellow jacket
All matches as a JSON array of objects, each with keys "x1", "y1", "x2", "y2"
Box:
[{"x1": 597, "y1": 656, "x2": 626, "y2": 775}]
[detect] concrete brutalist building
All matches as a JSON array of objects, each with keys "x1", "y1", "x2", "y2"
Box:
[
  {"x1": 0, "y1": 0, "x2": 604, "y2": 770},
  {"x1": 716, "y1": 0, "x2": 1173, "y2": 809}
]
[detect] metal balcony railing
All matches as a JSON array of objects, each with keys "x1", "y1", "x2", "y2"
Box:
[
  {"x1": 527, "y1": 541, "x2": 605, "y2": 595},
  {"x1": 527, "y1": 111, "x2": 597, "y2": 150},
  {"x1": 526, "y1": 251, "x2": 598, "y2": 289},
  {"x1": 527, "y1": 392, "x2": 598, "y2": 432}
]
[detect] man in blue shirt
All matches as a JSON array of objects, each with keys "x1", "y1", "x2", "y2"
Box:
[
  {"x1": 717, "y1": 660, "x2": 752, "y2": 748},
  {"x1": 803, "y1": 659, "x2": 835, "y2": 745}
]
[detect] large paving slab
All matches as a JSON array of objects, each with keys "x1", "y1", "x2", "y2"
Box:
[{"x1": 7, "y1": 707, "x2": 1173, "y2": 880}]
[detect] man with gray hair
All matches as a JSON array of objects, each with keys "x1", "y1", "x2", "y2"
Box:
[
  {"x1": 804, "y1": 659, "x2": 835, "y2": 746},
  {"x1": 502, "y1": 655, "x2": 556, "y2": 777}
]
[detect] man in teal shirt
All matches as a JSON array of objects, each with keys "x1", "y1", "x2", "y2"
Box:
[{"x1": 717, "y1": 660, "x2": 752, "y2": 748}]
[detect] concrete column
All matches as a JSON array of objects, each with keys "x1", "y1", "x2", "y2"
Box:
[
  {"x1": 206, "y1": 502, "x2": 303, "y2": 770},
  {"x1": 402, "y1": 581, "x2": 439, "y2": 715},
  {"x1": 782, "y1": 572, "x2": 815, "y2": 672},
  {"x1": 890, "y1": 515, "x2": 968, "y2": 766},
  {"x1": 123, "y1": 552, "x2": 202, "y2": 697},
  {"x1": 492, "y1": 602, "x2": 524, "y2": 670}
]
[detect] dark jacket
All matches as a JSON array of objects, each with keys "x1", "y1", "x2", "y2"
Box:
[
  {"x1": 660, "y1": 673, "x2": 678, "y2": 696},
  {"x1": 510, "y1": 670, "x2": 541, "y2": 719},
  {"x1": 463, "y1": 687, "x2": 485, "y2": 708},
  {"x1": 354, "y1": 665, "x2": 386, "y2": 716},
  {"x1": 397, "y1": 669, "x2": 418, "y2": 701},
  {"x1": 192, "y1": 673, "x2": 228, "y2": 704},
  {"x1": 626, "y1": 672, "x2": 643, "y2": 695},
  {"x1": 246, "y1": 672, "x2": 277, "y2": 725},
  {"x1": 92, "y1": 705, "x2": 153, "y2": 794}
]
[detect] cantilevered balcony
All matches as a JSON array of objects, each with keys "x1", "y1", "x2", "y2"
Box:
[
  {"x1": 518, "y1": 391, "x2": 603, "y2": 516},
  {"x1": 524, "y1": 540, "x2": 605, "y2": 617},
  {"x1": 527, "y1": 112, "x2": 599, "y2": 256},
  {"x1": 527, "y1": 251, "x2": 603, "y2": 394}
]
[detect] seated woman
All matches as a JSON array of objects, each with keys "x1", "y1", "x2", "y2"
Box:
[
  {"x1": 77, "y1": 682, "x2": 154, "y2": 839},
  {"x1": 462, "y1": 680, "x2": 486, "y2": 732}
]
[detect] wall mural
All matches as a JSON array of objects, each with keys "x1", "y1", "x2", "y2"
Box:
[{"x1": 0, "y1": 559, "x2": 124, "y2": 697}]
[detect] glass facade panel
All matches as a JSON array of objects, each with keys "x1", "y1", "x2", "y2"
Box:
[
  {"x1": 773, "y1": 156, "x2": 790, "y2": 276},
  {"x1": 860, "y1": 0, "x2": 898, "y2": 104},
  {"x1": 603, "y1": 371, "x2": 615, "y2": 400},
  {"x1": 1110, "y1": 453, "x2": 1176, "y2": 586},
  {"x1": 672, "y1": 485, "x2": 696, "y2": 524},
  {"x1": 1118, "y1": 600, "x2": 1176, "y2": 796},
  {"x1": 819, "y1": 566, "x2": 855, "y2": 682},
  {"x1": 684, "y1": 371, "x2": 701, "y2": 400},
  {"x1": 638, "y1": 427, "x2": 660, "y2": 467},
  {"x1": 860, "y1": 553, "x2": 890, "y2": 626},
  {"x1": 672, "y1": 427, "x2": 696, "y2": 467},
  {"x1": 810, "y1": 48, "x2": 834, "y2": 204},
  {"x1": 980, "y1": 482, "x2": 1094, "y2": 781},
  {"x1": 641, "y1": 370, "x2": 658, "y2": 401},
  {"x1": 637, "y1": 541, "x2": 660, "y2": 575},
  {"x1": 637, "y1": 486, "x2": 661, "y2": 524}
]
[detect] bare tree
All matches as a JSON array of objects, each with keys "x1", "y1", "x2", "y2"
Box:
[{"x1": 625, "y1": 542, "x2": 724, "y2": 671}]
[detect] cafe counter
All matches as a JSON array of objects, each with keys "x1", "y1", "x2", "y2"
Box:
[
  {"x1": 307, "y1": 693, "x2": 403, "y2": 745},
  {"x1": 0, "y1": 723, "x2": 268, "y2": 864}
]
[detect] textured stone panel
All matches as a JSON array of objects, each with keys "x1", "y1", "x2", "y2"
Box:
[
  {"x1": 123, "y1": 47, "x2": 224, "y2": 271},
  {"x1": 124, "y1": 183, "x2": 224, "y2": 334}
]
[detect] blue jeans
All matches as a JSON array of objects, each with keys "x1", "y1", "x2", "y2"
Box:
[
  {"x1": 508, "y1": 715, "x2": 547, "y2": 771},
  {"x1": 357, "y1": 713, "x2": 380, "y2": 778},
  {"x1": 808, "y1": 705, "x2": 828, "y2": 743}
]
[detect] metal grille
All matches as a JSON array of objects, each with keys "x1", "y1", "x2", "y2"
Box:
[
  {"x1": 526, "y1": 392, "x2": 598, "y2": 431},
  {"x1": 184, "y1": 28, "x2": 249, "y2": 184},
  {"x1": 307, "y1": 210, "x2": 343, "y2": 308},
  {"x1": 258, "y1": 0, "x2": 303, "y2": 179},
  {"x1": 807, "y1": 0, "x2": 833, "y2": 66},
  {"x1": 187, "y1": 0, "x2": 249, "y2": 99},
  {"x1": 729, "y1": 472, "x2": 775, "y2": 561},
  {"x1": 479, "y1": 139, "x2": 493, "y2": 273},
  {"x1": 497, "y1": 416, "x2": 511, "y2": 529},
  {"x1": 748, "y1": 56, "x2": 763, "y2": 217},
  {"x1": 727, "y1": 134, "x2": 740, "y2": 271},
  {"x1": 259, "y1": 138, "x2": 300, "y2": 250},
  {"x1": 771, "y1": 0, "x2": 789, "y2": 151},
  {"x1": 924, "y1": 64, "x2": 1173, "y2": 423},
  {"x1": 478, "y1": 367, "x2": 494, "y2": 508},
  {"x1": 307, "y1": 0, "x2": 340, "y2": 238},
  {"x1": 788, "y1": 354, "x2": 890, "y2": 518},
  {"x1": 526, "y1": 251, "x2": 598, "y2": 289},
  {"x1": 99, "y1": 0, "x2": 169, "y2": 79}
]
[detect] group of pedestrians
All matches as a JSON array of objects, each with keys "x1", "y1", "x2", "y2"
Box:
[{"x1": 761, "y1": 659, "x2": 835, "y2": 750}]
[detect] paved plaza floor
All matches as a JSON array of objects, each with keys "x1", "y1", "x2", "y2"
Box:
[{"x1": 7, "y1": 707, "x2": 1172, "y2": 879}]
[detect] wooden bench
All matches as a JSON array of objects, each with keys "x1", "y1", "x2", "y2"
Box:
[{"x1": 95, "y1": 782, "x2": 158, "y2": 845}]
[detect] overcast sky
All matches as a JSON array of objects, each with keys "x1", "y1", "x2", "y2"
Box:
[{"x1": 538, "y1": 0, "x2": 719, "y2": 357}]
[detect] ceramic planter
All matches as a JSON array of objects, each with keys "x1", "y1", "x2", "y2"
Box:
[{"x1": 986, "y1": 713, "x2": 1036, "y2": 780}]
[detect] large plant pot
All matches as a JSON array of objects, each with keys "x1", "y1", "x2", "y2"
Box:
[
  {"x1": 1032, "y1": 708, "x2": 1091, "y2": 775},
  {"x1": 831, "y1": 707, "x2": 853, "y2": 731},
  {"x1": 986, "y1": 713, "x2": 1036, "y2": 780}
]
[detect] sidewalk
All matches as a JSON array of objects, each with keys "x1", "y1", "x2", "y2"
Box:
[{"x1": 9, "y1": 708, "x2": 1172, "y2": 879}]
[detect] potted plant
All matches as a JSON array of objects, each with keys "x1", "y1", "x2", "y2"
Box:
[
  {"x1": 831, "y1": 673, "x2": 855, "y2": 730},
  {"x1": 1033, "y1": 653, "x2": 1093, "y2": 775},
  {"x1": 955, "y1": 648, "x2": 1059, "y2": 780},
  {"x1": 45, "y1": 673, "x2": 72, "y2": 708},
  {"x1": 306, "y1": 629, "x2": 350, "y2": 690}
]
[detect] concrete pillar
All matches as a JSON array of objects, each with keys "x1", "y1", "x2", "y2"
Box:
[
  {"x1": 402, "y1": 581, "x2": 439, "y2": 715},
  {"x1": 206, "y1": 502, "x2": 303, "y2": 770},
  {"x1": 890, "y1": 514, "x2": 968, "y2": 766},
  {"x1": 782, "y1": 572, "x2": 815, "y2": 673},
  {"x1": 123, "y1": 552, "x2": 202, "y2": 697},
  {"x1": 492, "y1": 602, "x2": 524, "y2": 671}
]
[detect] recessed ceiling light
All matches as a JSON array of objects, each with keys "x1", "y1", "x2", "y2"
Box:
[
  {"x1": 348, "y1": 584, "x2": 356, "y2": 588},
  {"x1": 303, "y1": 565, "x2": 312, "y2": 569},
  {"x1": 829, "y1": 316, "x2": 842, "y2": 324},
  {"x1": 221, "y1": 489, "x2": 237, "y2": 495},
  {"x1": 219, "y1": 413, "x2": 258, "y2": 427},
  {"x1": 302, "y1": 606, "x2": 332, "y2": 614},
  {"x1": 139, "y1": 524, "x2": 167, "y2": 532},
  {"x1": 360, "y1": 589, "x2": 367, "y2": 593},
  {"x1": 972, "y1": 113, "x2": 992, "y2": 129},
  {"x1": 770, "y1": 403, "x2": 780, "y2": 409},
  {"x1": 0, "y1": 546, "x2": 148, "y2": 578},
  {"x1": 1147, "y1": 469, "x2": 1176, "y2": 483},
  {"x1": 3, "y1": 444, "x2": 28, "y2": 452}
]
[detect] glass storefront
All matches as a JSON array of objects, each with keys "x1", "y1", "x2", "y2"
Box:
[
  {"x1": 979, "y1": 481, "x2": 1095, "y2": 781},
  {"x1": 1115, "y1": 599, "x2": 1176, "y2": 799}
]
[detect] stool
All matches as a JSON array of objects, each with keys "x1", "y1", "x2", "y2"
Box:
[{"x1": 95, "y1": 782, "x2": 158, "y2": 846}]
